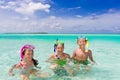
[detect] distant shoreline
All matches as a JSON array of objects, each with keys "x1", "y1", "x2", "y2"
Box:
[
  {"x1": 0, "y1": 33, "x2": 120, "y2": 34},
  {"x1": 2, "y1": 32, "x2": 48, "y2": 34}
]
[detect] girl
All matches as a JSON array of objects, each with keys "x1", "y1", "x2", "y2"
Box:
[
  {"x1": 46, "y1": 42, "x2": 74, "y2": 76},
  {"x1": 9, "y1": 44, "x2": 49, "y2": 80}
]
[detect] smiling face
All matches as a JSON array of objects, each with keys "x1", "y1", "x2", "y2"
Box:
[
  {"x1": 56, "y1": 44, "x2": 64, "y2": 54},
  {"x1": 77, "y1": 38, "x2": 87, "y2": 47},
  {"x1": 23, "y1": 49, "x2": 34, "y2": 60}
]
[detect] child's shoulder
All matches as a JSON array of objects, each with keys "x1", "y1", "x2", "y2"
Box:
[
  {"x1": 63, "y1": 53, "x2": 69, "y2": 56},
  {"x1": 87, "y1": 49, "x2": 92, "y2": 54},
  {"x1": 88, "y1": 49, "x2": 92, "y2": 52},
  {"x1": 63, "y1": 53, "x2": 70, "y2": 57},
  {"x1": 50, "y1": 53, "x2": 56, "y2": 58},
  {"x1": 73, "y1": 48, "x2": 79, "y2": 52},
  {"x1": 16, "y1": 61, "x2": 24, "y2": 67}
]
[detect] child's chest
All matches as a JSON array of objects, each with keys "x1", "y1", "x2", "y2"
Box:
[
  {"x1": 76, "y1": 50, "x2": 88, "y2": 58},
  {"x1": 21, "y1": 61, "x2": 34, "y2": 69}
]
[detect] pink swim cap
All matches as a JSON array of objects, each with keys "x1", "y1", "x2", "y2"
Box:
[{"x1": 20, "y1": 44, "x2": 35, "y2": 60}]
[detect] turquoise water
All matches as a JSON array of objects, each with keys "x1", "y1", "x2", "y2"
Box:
[{"x1": 0, "y1": 34, "x2": 120, "y2": 80}]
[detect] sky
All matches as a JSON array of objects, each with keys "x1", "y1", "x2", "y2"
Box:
[{"x1": 0, "y1": 0, "x2": 120, "y2": 34}]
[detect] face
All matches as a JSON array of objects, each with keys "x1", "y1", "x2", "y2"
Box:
[
  {"x1": 56, "y1": 44, "x2": 64, "y2": 54},
  {"x1": 77, "y1": 38, "x2": 86, "y2": 47},
  {"x1": 24, "y1": 49, "x2": 33, "y2": 60}
]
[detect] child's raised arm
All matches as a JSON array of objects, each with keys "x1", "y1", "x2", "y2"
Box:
[
  {"x1": 65, "y1": 53, "x2": 71, "y2": 64},
  {"x1": 88, "y1": 50, "x2": 96, "y2": 64},
  {"x1": 8, "y1": 64, "x2": 17, "y2": 76},
  {"x1": 8, "y1": 63, "x2": 22, "y2": 76},
  {"x1": 72, "y1": 50, "x2": 76, "y2": 60}
]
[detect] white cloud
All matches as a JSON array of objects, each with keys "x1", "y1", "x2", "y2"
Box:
[
  {"x1": 0, "y1": 0, "x2": 4, "y2": 4},
  {"x1": 39, "y1": 16, "x2": 61, "y2": 29},
  {"x1": 35, "y1": 0, "x2": 53, "y2": 4},
  {"x1": 108, "y1": 8, "x2": 117, "y2": 13},
  {"x1": 8, "y1": 1, "x2": 16, "y2": 6},
  {"x1": 75, "y1": 15, "x2": 83, "y2": 18},
  {"x1": 0, "y1": 11, "x2": 120, "y2": 33},
  {"x1": 15, "y1": 2, "x2": 50, "y2": 15},
  {"x1": 50, "y1": 16, "x2": 56, "y2": 19},
  {"x1": 0, "y1": 1, "x2": 16, "y2": 9},
  {"x1": 23, "y1": 17, "x2": 29, "y2": 20},
  {"x1": 68, "y1": 6, "x2": 81, "y2": 10},
  {"x1": 0, "y1": 0, "x2": 51, "y2": 15}
]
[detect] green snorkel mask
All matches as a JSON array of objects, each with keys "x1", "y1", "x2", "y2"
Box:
[{"x1": 56, "y1": 41, "x2": 64, "y2": 46}]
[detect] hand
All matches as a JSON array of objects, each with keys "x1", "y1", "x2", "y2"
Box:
[
  {"x1": 36, "y1": 66, "x2": 41, "y2": 69},
  {"x1": 9, "y1": 72, "x2": 15, "y2": 76},
  {"x1": 46, "y1": 59, "x2": 51, "y2": 62},
  {"x1": 91, "y1": 61, "x2": 96, "y2": 65}
]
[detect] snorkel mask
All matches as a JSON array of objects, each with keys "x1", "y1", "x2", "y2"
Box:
[
  {"x1": 56, "y1": 41, "x2": 64, "y2": 47},
  {"x1": 20, "y1": 44, "x2": 35, "y2": 60}
]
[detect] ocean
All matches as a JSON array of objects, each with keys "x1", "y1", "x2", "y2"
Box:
[{"x1": 0, "y1": 34, "x2": 120, "y2": 80}]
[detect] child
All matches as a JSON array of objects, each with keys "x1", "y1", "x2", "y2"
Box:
[
  {"x1": 46, "y1": 42, "x2": 74, "y2": 76},
  {"x1": 72, "y1": 36, "x2": 96, "y2": 70},
  {"x1": 8, "y1": 44, "x2": 49, "y2": 80}
]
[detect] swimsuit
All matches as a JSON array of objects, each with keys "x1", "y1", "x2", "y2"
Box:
[
  {"x1": 73, "y1": 59, "x2": 90, "y2": 65},
  {"x1": 52, "y1": 54, "x2": 67, "y2": 67},
  {"x1": 51, "y1": 55, "x2": 68, "y2": 76},
  {"x1": 53, "y1": 67, "x2": 68, "y2": 76},
  {"x1": 19, "y1": 62, "x2": 34, "y2": 75}
]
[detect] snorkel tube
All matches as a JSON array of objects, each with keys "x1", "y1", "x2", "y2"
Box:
[{"x1": 85, "y1": 38, "x2": 88, "y2": 52}]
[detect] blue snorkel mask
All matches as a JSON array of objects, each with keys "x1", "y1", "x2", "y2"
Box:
[{"x1": 77, "y1": 35, "x2": 87, "y2": 40}]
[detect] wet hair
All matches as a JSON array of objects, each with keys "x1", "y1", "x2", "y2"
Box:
[
  {"x1": 22, "y1": 50, "x2": 38, "y2": 67},
  {"x1": 32, "y1": 58, "x2": 38, "y2": 67}
]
